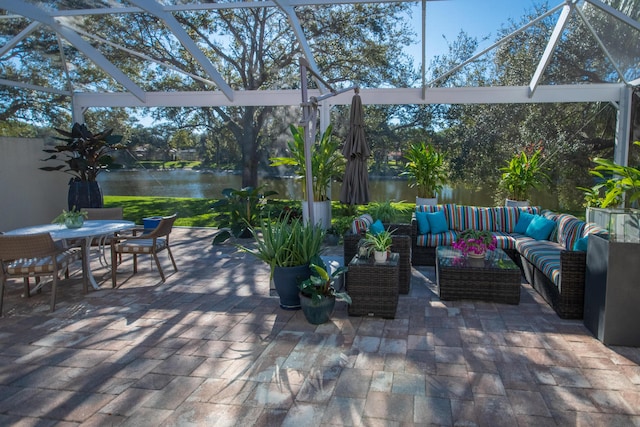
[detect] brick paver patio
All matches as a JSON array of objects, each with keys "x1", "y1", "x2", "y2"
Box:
[{"x1": 0, "y1": 227, "x2": 638, "y2": 426}]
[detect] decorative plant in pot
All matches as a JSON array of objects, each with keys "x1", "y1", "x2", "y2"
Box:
[
  {"x1": 211, "y1": 186, "x2": 278, "y2": 244},
  {"x1": 362, "y1": 229, "x2": 395, "y2": 263},
  {"x1": 498, "y1": 147, "x2": 549, "y2": 207},
  {"x1": 579, "y1": 140, "x2": 640, "y2": 241},
  {"x1": 238, "y1": 212, "x2": 325, "y2": 309},
  {"x1": 52, "y1": 207, "x2": 88, "y2": 229},
  {"x1": 269, "y1": 124, "x2": 344, "y2": 229},
  {"x1": 400, "y1": 142, "x2": 448, "y2": 206},
  {"x1": 453, "y1": 229, "x2": 497, "y2": 266},
  {"x1": 298, "y1": 258, "x2": 351, "y2": 324},
  {"x1": 40, "y1": 122, "x2": 124, "y2": 210}
]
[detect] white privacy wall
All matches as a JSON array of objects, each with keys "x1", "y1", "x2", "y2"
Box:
[{"x1": 0, "y1": 137, "x2": 68, "y2": 231}]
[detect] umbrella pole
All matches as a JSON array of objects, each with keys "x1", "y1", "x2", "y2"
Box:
[{"x1": 300, "y1": 61, "x2": 315, "y2": 227}]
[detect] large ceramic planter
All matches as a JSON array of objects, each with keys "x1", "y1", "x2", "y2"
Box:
[
  {"x1": 68, "y1": 180, "x2": 104, "y2": 210},
  {"x1": 416, "y1": 196, "x2": 437, "y2": 206},
  {"x1": 273, "y1": 264, "x2": 311, "y2": 310},
  {"x1": 302, "y1": 200, "x2": 331, "y2": 230},
  {"x1": 299, "y1": 293, "x2": 336, "y2": 324},
  {"x1": 505, "y1": 199, "x2": 529, "y2": 208}
]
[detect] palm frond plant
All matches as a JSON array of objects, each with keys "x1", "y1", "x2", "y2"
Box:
[
  {"x1": 586, "y1": 140, "x2": 640, "y2": 208},
  {"x1": 299, "y1": 260, "x2": 351, "y2": 305},
  {"x1": 499, "y1": 148, "x2": 550, "y2": 203},
  {"x1": 400, "y1": 142, "x2": 448, "y2": 200},
  {"x1": 269, "y1": 124, "x2": 344, "y2": 202}
]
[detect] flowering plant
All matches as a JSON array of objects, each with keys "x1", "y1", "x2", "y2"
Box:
[{"x1": 452, "y1": 229, "x2": 497, "y2": 256}]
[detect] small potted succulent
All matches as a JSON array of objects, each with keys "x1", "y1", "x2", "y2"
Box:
[
  {"x1": 298, "y1": 259, "x2": 351, "y2": 324},
  {"x1": 52, "y1": 207, "x2": 88, "y2": 229},
  {"x1": 362, "y1": 229, "x2": 395, "y2": 263}
]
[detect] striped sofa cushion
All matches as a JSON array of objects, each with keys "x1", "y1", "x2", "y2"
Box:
[
  {"x1": 452, "y1": 206, "x2": 495, "y2": 231},
  {"x1": 5, "y1": 248, "x2": 81, "y2": 275},
  {"x1": 493, "y1": 206, "x2": 542, "y2": 233},
  {"x1": 516, "y1": 238, "x2": 564, "y2": 287},
  {"x1": 554, "y1": 213, "x2": 586, "y2": 251},
  {"x1": 415, "y1": 203, "x2": 457, "y2": 230},
  {"x1": 416, "y1": 230, "x2": 457, "y2": 247},
  {"x1": 491, "y1": 231, "x2": 519, "y2": 250}
]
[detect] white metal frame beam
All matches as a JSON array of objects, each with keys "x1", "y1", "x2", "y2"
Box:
[
  {"x1": 528, "y1": 2, "x2": 573, "y2": 97},
  {"x1": 127, "y1": 0, "x2": 234, "y2": 101},
  {"x1": 0, "y1": 0, "x2": 147, "y2": 103},
  {"x1": 72, "y1": 84, "x2": 624, "y2": 108}
]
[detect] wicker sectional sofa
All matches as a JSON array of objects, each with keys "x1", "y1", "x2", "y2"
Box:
[{"x1": 409, "y1": 204, "x2": 607, "y2": 319}]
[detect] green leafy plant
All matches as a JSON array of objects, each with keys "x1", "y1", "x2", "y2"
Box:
[
  {"x1": 362, "y1": 229, "x2": 395, "y2": 254},
  {"x1": 298, "y1": 259, "x2": 351, "y2": 305},
  {"x1": 366, "y1": 200, "x2": 406, "y2": 224},
  {"x1": 211, "y1": 186, "x2": 277, "y2": 244},
  {"x1": 581, "y1": 141, "x2": 640, "y2": 208},
  {"x1": 51, "y1": 207, "x2": 88, "y2": 225},
  {"x1": 40, "y1": 122, "x2": 124, "y2": 182},
  {"x1": 269, "y1": 124, "x2": 344, "y2": 201},
  {"x1": 238, "y1": 212, "x2": 325, "y2": 268},
  {"x1": 400, "y1": 142, "x2": 448, "y2": 199},
  {"x1": 499, "y1": 148, "x2": 549, "y2": 201}
]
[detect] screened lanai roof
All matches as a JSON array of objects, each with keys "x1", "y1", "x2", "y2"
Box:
[{"x1": 1, "y1": 0, "x2": 639, "y2": 112}]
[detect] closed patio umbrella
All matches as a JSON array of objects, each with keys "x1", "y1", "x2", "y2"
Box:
[{"x1": 340, "y1": 89, "x2": 370, "y2": 205}]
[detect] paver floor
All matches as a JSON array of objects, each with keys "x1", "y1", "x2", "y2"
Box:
[{"x1": 0, "y1": 227, "x2": 639, "y2": 426}]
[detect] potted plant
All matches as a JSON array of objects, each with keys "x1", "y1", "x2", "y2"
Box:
[
  {"x1": 211, "y1": 186, "x2": 278, "y2": 244},
  {"x1": 269, "y1": 124, "x2": 344, "y2": 229},
  {"x1": 580, "y1": 140, "x2": 640, "y2": 242},
  {"x1": 238, "y1": 212, "x2": 325, "y2": 309},
  {"x1": 52, "y1": 207, "x2": 88, "y2": 229},
  {"x1": 498, "y1": 148, "x2": 549, "y2": 207},
  {"x1": 400, "y1": 142, "x2": 448, "y2": 205},
  {"x1": 40, "y1": 122, "x2": 124, "y2": 210},
  {"x1": 298, "y1": 259, "x2": 351, "y2": 324},
  {"x1": 453, "y1": 229, "x2": 497, "y2": 258},
  {"x1": 362, "y1": 229, "x2": 395, "y2": 263}
]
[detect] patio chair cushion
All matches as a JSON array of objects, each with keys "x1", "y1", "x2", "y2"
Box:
[
  {"x1": 5, "y1": 248, "x2": 81, "y2": 275},
  {"x1": 514, "y1": 212, "x2": 535, "y2": 234},
  {"x1": 416, "y1": 211, "x2": 430, "y2": 234},
  {"x1": 114, "y1": 238, "x2": 167, "y2": 254}
]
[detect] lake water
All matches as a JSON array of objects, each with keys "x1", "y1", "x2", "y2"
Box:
[{"x1": 98, "y1": 169, "x2": 559, "y2": 209}]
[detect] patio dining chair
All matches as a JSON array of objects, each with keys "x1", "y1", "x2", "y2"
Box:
[
  {"x1": 110, "y1": 214, "x2": 178, "y2": 287},
  {"x1": 0, "y1": 233, "x2": 85, "y2": 315}
]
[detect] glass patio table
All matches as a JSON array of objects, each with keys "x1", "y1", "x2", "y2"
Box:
[{"x1": 435, "y1": 246, "x2": 521, "y2": 304}]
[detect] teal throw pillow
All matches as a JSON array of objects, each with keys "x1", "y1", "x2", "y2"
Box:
[
  {"x1": 514, "y1": 212, "x2": 535, "y2": 234},
  {"x1": 370, "y1": 219, "x2": 385, "y2": 235},
  {"x1": 525, "y1": 215, "x2": 556, "y2": 240},
  {"x1": 426, "y1": 211, "x2": 448, "y2": 234},
  {"x1": 573, "y1": 236, "x2": 589, "y2": 251},
  {"x1": 416, "y1": 211, "x2": 430, "y2": 235}
]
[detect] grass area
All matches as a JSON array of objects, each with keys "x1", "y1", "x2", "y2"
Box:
[{"x1": 104, "y1": 196, "x2": 416, "y2": 229}]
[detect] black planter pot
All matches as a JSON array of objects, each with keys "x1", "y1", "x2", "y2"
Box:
[
  {"x1": 68, "y1": 180, "x2": 104, "y2": 210},
  {"x1": 299, "y1": 293, "x2": 336, "y2": 324},
  {"x1": 273, "y1": 264, "x2": 311, "y2": 310}
]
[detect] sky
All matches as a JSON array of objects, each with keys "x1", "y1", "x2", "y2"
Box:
[{"x1": 404, "y1": 0, "x2": 550, "y2": 65}]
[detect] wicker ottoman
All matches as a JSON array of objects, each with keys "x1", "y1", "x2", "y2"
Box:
[{"x1": 347, "y1": 252, "x2": 399, "y2": 318}]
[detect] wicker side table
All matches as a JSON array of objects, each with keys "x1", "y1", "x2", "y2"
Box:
[{"x1": 347, "y1": 252, "x2": 399, "y2": 319}]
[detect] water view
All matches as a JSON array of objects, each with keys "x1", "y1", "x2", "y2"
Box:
[{"x1": 98, "y1": 169, "x2": 559, "y2": 209}]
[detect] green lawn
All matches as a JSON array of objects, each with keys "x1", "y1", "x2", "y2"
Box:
[{"x1": 104, "y1": 196, "x2": 415, "y2": 229}]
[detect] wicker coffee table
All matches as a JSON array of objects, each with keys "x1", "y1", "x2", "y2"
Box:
[
  {"x1": 436, "y1": 246, "x2": 521, "y2": 304},
  {"x1": 347, "y1": 252, "x2": 399, "y2": 318}
]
